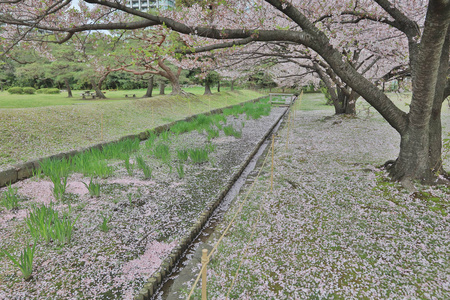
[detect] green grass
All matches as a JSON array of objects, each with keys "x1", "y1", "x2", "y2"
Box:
[
  {"x1": 135, "y1": 155, "x2": 152, "y2": 179},
  {"x1": 1, "y1": 184, "x2": 21, "y2": 210},
  {"x1": 50, "y1": 174, "x2": 68, "y2": 201},
  {"x1": 99, "y1": 213, "x2": 111, "y2": 232},
  {"x1": 0, "y1": 89, "x2": 264, "y2": 170},
  {"x1": 82, "y1": 178, "x2": 101, "y2": 197},
  {"x1": 2, "y1": 243, "x2": 35, "y2": 281},
  {"x1": 176, "y1": 149, "x2": 189, "y2": 162},
  {"x1": 223, "y1": 125, "x2": 242, "y2": 138},
  {"x1": 26, "y1": 204, "x2": 77, "y2": 245},
  {"x1": 153, "y1": 143, "x2": 170, "y2": 162}
]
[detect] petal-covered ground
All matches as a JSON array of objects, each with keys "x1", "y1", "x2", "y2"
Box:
[
  {"x1": 188, "y1": 102, "x2": 450, "y2": 299},
  {"x1": 0, "y1": 106, "x2": 285, "y2": 299}
]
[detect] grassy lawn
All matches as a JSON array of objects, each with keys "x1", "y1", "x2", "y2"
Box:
[
  {"x1": 0, "y1": 86, "x2": 209, "y2": 109},
  {"x1": 0, "y1": 88, "x2": 264, "y2": 170}
]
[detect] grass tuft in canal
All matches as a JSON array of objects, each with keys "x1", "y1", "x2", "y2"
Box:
[
  {"x1": 1, "y1": 184, "x2": 20, "y2": 210},
  {"x1": 82, "y1": 177, "x2": 101, "y2": 197},
  {"x1": 135, "y1": 155, "x2": 153, "y2": 179},
  {"x1": 2, "y1": 243, "x2": 36, "y2": 281},
  {"x1": 26, "y1": 204, "x2": 78, "y2": 245}
]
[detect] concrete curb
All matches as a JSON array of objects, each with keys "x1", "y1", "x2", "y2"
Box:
[
  {"x1": 134, "y1": 106, "x2": 289, "y2": 300},
  {"x1": 0, "y1": 96, "x2": 266, "y2": 189}
]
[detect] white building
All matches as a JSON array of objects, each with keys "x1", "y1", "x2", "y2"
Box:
[{"x1": 128, "y1": 0, "x2": 175, "y2": 11}]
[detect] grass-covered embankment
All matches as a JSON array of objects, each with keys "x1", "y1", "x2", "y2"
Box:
[{"x1": 0, "y1": 89, "x2": 264, "y2": 170}]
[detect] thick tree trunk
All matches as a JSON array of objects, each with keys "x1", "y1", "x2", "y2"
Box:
[
  {"x1": 143, "y1": 76, "x2": 154, "y2": 98},
  {"x1": 204, "y1": 80, "x2": 212, "y2": 95},
  {"x1": 65, "y1": 78, "x2": 73, "y2": 98},
  {"x1": 332, "y1": 87, "x2": 357, "y2": 115},
  {"x1": 389, "y1": 5, "x2": 449, "y2": 183},
  {"x1": 91, "y1": 78, "x2": 106, "y2": 99},
  {"x1": 428, "y1": 26, "x2": 449, "y2": 176},
  {"x1": 159, "y1": 82, "x2": 165, "y2": 95},
  {"x1": 170, "y1": 80, "x2": 183, "y2": 95}
]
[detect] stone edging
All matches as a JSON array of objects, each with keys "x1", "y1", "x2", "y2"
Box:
[
  {"x1": 0, "y1": 96, "x2": 267, "y2": 188},
  {"x1": 134, "y1": 106, "x2": 289, "y2": 300}
]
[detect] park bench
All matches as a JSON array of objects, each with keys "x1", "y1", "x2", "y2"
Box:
[
  {"x1": 80, "y1": 91, "x2": 96, "y2": 100},
  {"x1": 125, "y1": 94, "x2": 136, "y2": 98}
]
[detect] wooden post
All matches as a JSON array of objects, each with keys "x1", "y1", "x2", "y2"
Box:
[
  {"x1": 285, "y1": 109, "x2": 292, "y2": 150},
  {"x1": 201, "y1": 249, "x2": 208, "y2": 300},
  {"x1": 271, "y1": 134, "x2": 275, "y2": 193}
]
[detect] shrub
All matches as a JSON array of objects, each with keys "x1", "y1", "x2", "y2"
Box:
[
  {"x1": 23, "y1": 87, "x2": 36, "y2": 94},
  {"x1": 47, "y1": 88, "x2": 61, "y2": 94},
  {"x1": 36, "y1": 88, "x2": 49, "y2": 94},
  {"x1": 7, "y1": 87, "x2": 23, "y2": 94},
  {"x1": 36, "y1": 88, "x2": 60, "y2": 94}
]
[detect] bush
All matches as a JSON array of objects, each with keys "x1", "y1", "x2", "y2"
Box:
[
  {"x1": 36, "y1": 88, "x2": 49, "y2": 94},
  {"x1": 23, "y1": 87, "x2": 36, "y2": 94},
  {"x1": 7, "y1": 87, "x2": 23, "y2": 94},
  {"x1": 47, "y1": 88, "x2": 61, "y2": 94}
]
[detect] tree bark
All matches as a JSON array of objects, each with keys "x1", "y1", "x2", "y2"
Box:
[
  {"x1": 217, "y1": 79, "x2": 220, "y2": 92},
  {"x1": 428, "y1": 26, "x2": 449, "y2": 177},
  {"x1": 64, "y1": 78, "x2": 73, "y2": 98},
  {"x1": 170, "y1": 80, "x2": 183, "y2": 94},
  {"x1": 143, "y1": 76, "x2": 154, "y2": 98},
  {"x1": 389, "y1": 4, "x2": 450, "y2": 182},
  {"x1": 159, "y1": 82, "x2": 165, "y2": 95},
  {"x1": 204, "y1": 80, "x2": 212, "y2": 95},
  {"x1": 91, "y1": 78, "x2": 106, "y2": 99},
  {"x1": 231, "y1": 79, "x2": 235, "y2": 91}
]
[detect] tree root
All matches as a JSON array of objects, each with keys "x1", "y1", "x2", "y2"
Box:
[{"x1": 379, "y1": 159, "x2": 396, "y2": 170}]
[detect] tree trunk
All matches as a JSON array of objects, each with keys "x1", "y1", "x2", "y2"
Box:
[
  {"x1": 204, "y1": 80, "x2": 212, "y2": 95},
  {"x1": 389, "y1": 5, "x2": 449, "y2": 183},
  {"x1": 231, "y1": 79, "x2": 235, "y2": 91},
  {"x1": 143, "y1": 76, "x2": 154, "y2": 98},
  {"x1": 332, "y1": 87, "x2": 357, "y2": 115},
  {"x1": 170, "y1": 80, "x2": 183, "y2": 95},
  {"x1": 91, "y1": 78, "x2": 106, "y2": 99},
  {"x1": 159, "y1": 82, "x2": 165, "y2": 95},
  {"x1": 428, "y1": 26, "x2": 449, "y2": 177},
  {"x1": 65, "y1": 78, "x2": 73, "y2": 98},
  {"x1": 217, "y1": 80, "x2": 221, "y2": 92}
]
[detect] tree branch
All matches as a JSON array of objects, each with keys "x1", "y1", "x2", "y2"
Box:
[{"x1": 176, "y1": 37, "x2": 255, "y2": 54}]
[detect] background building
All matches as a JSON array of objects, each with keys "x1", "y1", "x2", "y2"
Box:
[{"x1": 128, "y1": 0, "x2": 175, "y2": 11}]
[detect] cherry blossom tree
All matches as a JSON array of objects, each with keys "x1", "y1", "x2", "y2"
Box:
[
  {"x1": 0, "y1": 0, "x2": 449, "y2": 184},
  {"x1": 108, "y1": 28, "x2": 200, "y2": 95}
]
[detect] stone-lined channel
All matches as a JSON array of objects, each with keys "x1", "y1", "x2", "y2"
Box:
[{"x1": 153, "y1": 110, "x2": 287, "y2": 299}]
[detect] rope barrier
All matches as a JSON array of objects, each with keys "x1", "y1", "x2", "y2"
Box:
[
  {"x1": 186, "y1": 93, "x2": 303, "y2": 299},
  {"x1": 225, "y1": 185, "x2": 271, "y2": 299},
  {"x1": 186, "y1": 133, "x2": 274, "y2": 299}
]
